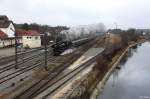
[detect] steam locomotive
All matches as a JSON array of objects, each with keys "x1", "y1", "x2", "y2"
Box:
[
  {"x1": 52, "y1": 37, "x2": 94, "y2": 56},
  {"x1": 52, "y1": 40, "x2": 73, "y2": 55}
]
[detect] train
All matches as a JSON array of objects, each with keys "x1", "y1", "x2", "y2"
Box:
[
  {"x1": 52, "y1": 40, "x2": 72, "y2": 56},
  {"x1": 52, "y1": 37, "x2": 94, "y2": 56}
]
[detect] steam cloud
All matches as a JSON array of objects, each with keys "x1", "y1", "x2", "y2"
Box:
[{"x1": 61, "y1": 23, "x2": 107, "y2": 40}]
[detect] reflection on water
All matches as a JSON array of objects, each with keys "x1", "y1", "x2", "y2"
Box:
[
  {"x1": 98, "y1": 42, "x2": 150, "y2": 99},
  {"x1": 119, "y1": 44, "x2": 139, "y2": 66}
]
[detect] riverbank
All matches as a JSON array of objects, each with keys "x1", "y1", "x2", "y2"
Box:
[
  {"x1": 90, "y1": 42, "x2": 141, "y2": 99},
  {"x1": 97, "y1": 41, "x2": 150, "y2": 99}
]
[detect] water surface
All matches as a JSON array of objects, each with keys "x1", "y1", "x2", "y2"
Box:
[{"x1": 98, "y1": 42, "x2": 150, "y2": 99}]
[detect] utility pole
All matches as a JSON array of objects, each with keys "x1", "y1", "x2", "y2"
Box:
[
  {"x1": 15, "y1": 31, "x2": 18, "y2": 69},
  {"x1": 114, "y1": 22, "x2": 118, "y2": 33},
  {"x1": 114, "y1": 22, "x2": 117, "y2": 29},
  {"x1": 44, "y1": 32, "x2": 48, "y2": 70},
  {"x1": 11, "y1": 28, "x2": 18, "y2": 69}
]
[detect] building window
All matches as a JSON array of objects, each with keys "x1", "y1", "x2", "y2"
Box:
[
  {"x1": 27, "y1": 36, "x2": 32, "y2": 39},
  {"x1": 35, "y1": 36, "x2": 38, "y2": 40}
]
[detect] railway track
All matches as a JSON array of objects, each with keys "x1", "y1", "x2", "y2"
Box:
[
  {"x1": 0, "y1": 37, "x2": 101, "y2": 98},
  {"x1": 0, "y1": 45, "x2": 52, "y2": 71},
  {"x1": 0, "y1": 61, "x2": 41, "y2": 84},
  {"x1": 0, "y1": 51, "x2": 51, "y2": 84},
  {"x1": 39, "y1": 52, "x2": 102, "y2": 99},
  {"x1": 0, "y1": 48, "x2": 53, "y2": 73},
  {"x1": 13, "y1": 54, "x2": 79, "y2": 99},
  {"x1": 0, "y1": 50, "x2": 54, "y2": 92},
  {"x1": 0, "y1": 52, "x2": 44, "y2": 73},
  {"x1": 0, "y1": 55, "x2": 54, "y2": 91},
  {"x1": 15, "y1": 50, "x2": 100, "y2": 99},
  {"x1": 0, "y1": 45, "x2": 51, "y2": 66},
  {"x1": 0, "y1": 62, "x2": 42, "y2": 84},
  {"x1": 38, "y1": 63, "x2": 95, "y2": 99},
  {"x1": 0, "y1": 56, "x2": 15, "y2": 66},
  {"x1": 14, "y1": 38, "x2": 101, "y2": 99},
  {"x1": 0, "y1": 38, "x2": 93, "y2": 86}
]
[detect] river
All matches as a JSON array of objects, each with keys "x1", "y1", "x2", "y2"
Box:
[{"x1": 98, "y1": 42, "x2": 150, "y2": 99}]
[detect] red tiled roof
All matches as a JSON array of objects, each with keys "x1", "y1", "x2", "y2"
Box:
[
  {"x1": 0, "y1": 30, "x2": 8, "y2": 39},
  {"x1": 16, "y1": 29, "x2": 40, "y2": 36}
]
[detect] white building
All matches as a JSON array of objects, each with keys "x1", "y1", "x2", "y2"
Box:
[
  {"x1": 16, "y1": 29, "x2": 41, "y2": 48},
  {"x1": 0, "y1": 30, "x2": 7, "y2": 47},
  {"x1": 0, "y1": 15, "x2": 15, "y2": 37},
  {"x1": 0, "y1": 15, "x2": 21, "y2": 48},
  {"x1": 0, "y1": 29, "x2": 16, "y2": 48},
  {"x1": 0, "y1": 15, "x2": 41, "y2": 48}
]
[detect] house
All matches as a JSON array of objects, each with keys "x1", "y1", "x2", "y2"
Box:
[
  {"x1": 0, "y1": 15, "x2": 15, "y2": 37},
  {"x1": 0, "y1": 29, "x2": 16, "y2": 48},
  {"x1": 0, "y1": 30, "x2": 7, "y2": 39},
  {"x1": 0, "y1": 30, "x2": 7, "y2": 47},
  {"x1": 16, "y1": 29, "x2": 41, "y2": 48},
  {"x1": 0, "y1": 15, "x2": 17, "y2": 48},
  {"x1": 0, "y1": 15, "x2": 41, "y2": 48}
]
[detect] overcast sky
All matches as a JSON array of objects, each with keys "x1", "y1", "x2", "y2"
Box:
[{"x1": 0, "y1": 0, "x2": 150, "y2": 29}]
